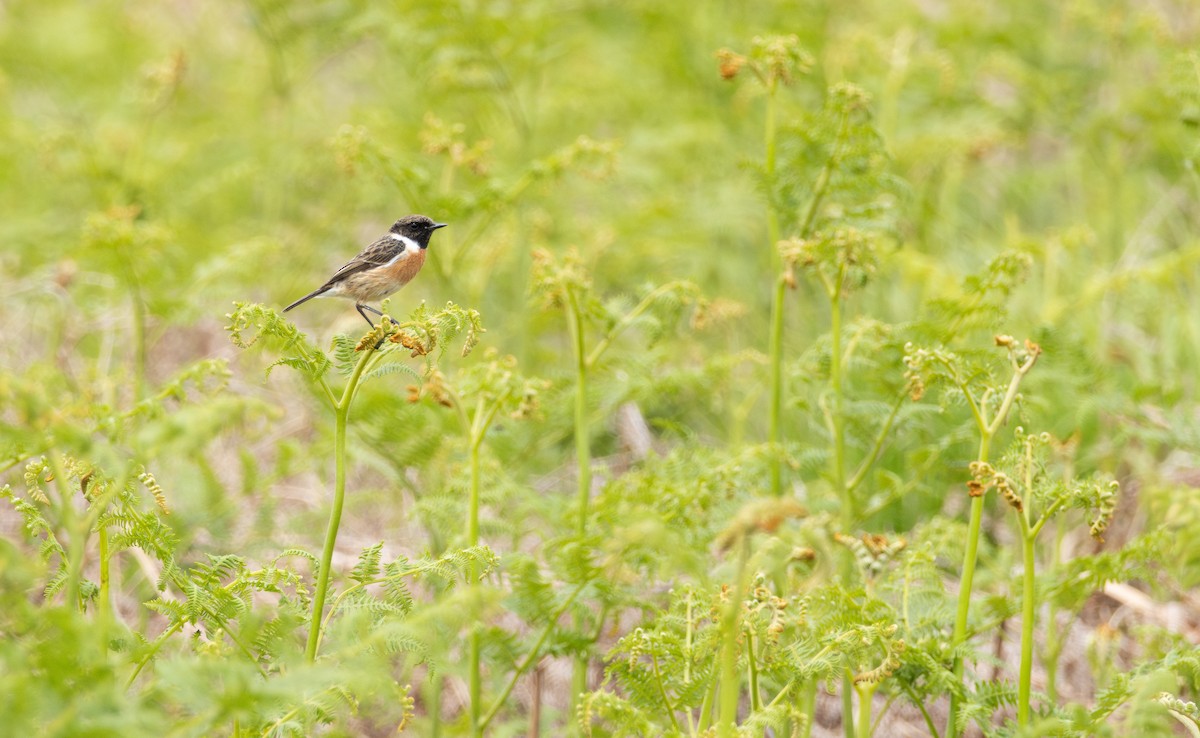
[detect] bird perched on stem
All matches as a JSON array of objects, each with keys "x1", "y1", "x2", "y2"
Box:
[{"x1": 284, "y1": 215, "x2": 447, "y2": 327}]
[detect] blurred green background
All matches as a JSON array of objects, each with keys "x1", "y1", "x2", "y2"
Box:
[
  {"x1": 3, "y1": 0, "x2": 1200, "y2": 734},
  {"x1": 3, "y1": 0, "x2": 1198, "y2": 509}
]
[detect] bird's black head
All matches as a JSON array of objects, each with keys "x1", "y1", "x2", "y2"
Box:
[{"x1": 391, "y1": 215, "x2": 447, "y2": 249}]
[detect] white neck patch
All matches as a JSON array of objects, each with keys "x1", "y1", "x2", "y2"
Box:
[
  {"x1": 389, "y1": 233, "x2": 419, "y2": 251},
  {"x1": 383, "y1": 233, "x2": 420, "y2": 266}
]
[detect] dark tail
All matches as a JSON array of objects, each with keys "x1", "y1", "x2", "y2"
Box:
[{"x1": 284, "y1": 286, "x2": 330, "y2": 312}]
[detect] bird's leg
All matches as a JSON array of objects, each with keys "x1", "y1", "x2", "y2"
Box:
[
  {"x1": 355, "y1": 304, "x2": 391, "y2": 349},
  {"x1": 355, "y1": 303, "x2": 378, "y2": 328}
]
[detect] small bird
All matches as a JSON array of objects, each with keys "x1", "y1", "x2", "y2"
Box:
[{"x1": 284, "y1": 215, "x2": 447, "y2": 327}]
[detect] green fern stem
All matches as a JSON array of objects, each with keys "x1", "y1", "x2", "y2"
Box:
[
  {"x1": 1015, "y1": 436, "x2": 1054, "y2": 728},
  {"x1": 464, "y1": 388, "x2": 510, "y2": 737},
  {"x1": 652, "y1": 651, "x2": 682, "y2": 733},
  {"x1": 51, "y1": 455, "x2": 86, "y2": 611},
  {"x1": 305, "y1": 405, "x2": 348, "y2": 663},
  {"x1": 697, "y1": 677, "x2": 717, "y2": 734},
  {"x1": 127, "y1": 621, "x2": 184, "y2": 687},
  {"x1": 947, "y1": 434, "x2": 989, "y2": 737},
  {"x1": 565, "y1": 286, "x2": 593, "y2": 714},
  {"x1": 801, "y1": 681, "x2": 817, "y2": 738},
  {"x1": 767, "y1": 273, "x2": 786, "y2": 497},
  {"x1": 765, "y1": 77, "x2": 784, "y2": 497},
  {"x1": 826, "y1": 267, "x2": 857, "y2": 738},
  {"x1": 478, "y1": 582, "x2": 586, "y2": 732},
  {"x1": 855, "y1": 682, "x2": 877, "y2": 738},
  {"x1": 1018, "y1": 524, "x2": 1035, "y2": 726},
  {"x1": 1017, "y1": 441, "x2": 1036, "y2": 727},
  {"x1": 1172, "y1": 715, "x2": 1200, "y2": 738},
  {"x1": 1044, "y1": 517, "x2": 1066, "y2": 702},
  {"x1": 946, "y1": 353, "x2": 1033, "y2": 736},
  {"x1": 842, "y1": 675, "x2": 856, "y2": 738},
  {"x1": 98, "y1": 522, "x2": 111, "y2": 639},
  {"x1": 746, "y1": 629, "x2": 762, "y2": 712},
  {"x1": 305, "y1": 339, "x2": 379, "y2": 663},
  {"x1": 829, "y1": 270, "x2": 849, "y2": 523},
  {"x1": 567, "y1": 289, "x2": 592, "y2": 537},
  {"x1": 468, "y1": 429, "x2": 483, "y2": 738},
  {"x1": 718, "y1": 540, "x2": 750, "y2": 738}
]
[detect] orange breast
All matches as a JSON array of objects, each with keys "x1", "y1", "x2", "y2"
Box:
[
  {"x1": 385, "y1": 247, "x2": 426, "y2": 286},
  {"x1": 343, "y1": 248, "x2": 427, "y2": 301}
]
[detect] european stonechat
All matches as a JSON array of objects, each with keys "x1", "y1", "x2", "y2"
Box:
[{"x1": 284, "y1": 215, "x2": 447, "y2": 327}]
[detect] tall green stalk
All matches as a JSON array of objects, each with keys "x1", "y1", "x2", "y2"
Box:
[
  {"x1": 453, "y1": 381, "x2": 513, "y2": 737},
  {"x1": 855, "y1": 683, "x2": 876, "y2": 738},
  {"x1": 800, "y1": 116, "x2": 854, "y2": 738},
  {"x1": 565, "y1": 287, "x2": 592, "y2": 711},
  {"x1": 800, "y1": 681, "x2": 817, "y2": 738},
  {"x1": 468, "y1": 433, "x2": 483, "y2": 737},
  {"x1": 944, "y1": 351, "x2": 1037, "y2": 736},
  {"x1": 98, "y1": 523, "x2": 112, "y2": 637},
  {"x1": 1013, "y1": 437, "x2": 1073, "y2": 727},
  {"x1": 842, "y1": 677, "x2": 856, "y2": 738},
  {"x1": 305, "y1": 339, "x2": 380, "y2": 663},
  {"x1": 717, "y1": 541, "x2": 750, "y2": 738},
  {"x1": 764, "y1": 78, "x2": 785, "y2": 497},
  {"x1": 478, "y1": 583, "x2": 586, "y2": 733},
  {"x1": 828, "y1": 269, "x2": 849, "y2": 525},
  {"x1": 746, "y1": 630, "x2": 761, "y2": 712},
  {"x1": 551, "y1": 275, "x2": 694, "y2": 720},
  {"x1": 1015, "y1": 437, "x2": 1037, "y2": 727},
  {"x1": 567, "y1": 288, "x2": 591, "y2": 537},
  {"x1": 1018, "y1": 529, "x2": 1035, "y2": 726},
  {"x1": 1044, "y1": 517, "x2": 1066, "y2": 703}
]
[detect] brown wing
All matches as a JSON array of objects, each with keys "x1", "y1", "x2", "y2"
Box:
[{"x1": 319, "y1": 236, "x2": 404, "y2": 290}]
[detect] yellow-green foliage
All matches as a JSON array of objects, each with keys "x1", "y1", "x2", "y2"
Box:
[{"x1": 3, "y1": 1, "x2": 1200, "y2": 737}]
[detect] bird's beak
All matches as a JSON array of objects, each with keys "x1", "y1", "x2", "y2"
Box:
[{"x1": 432, "y1": 222, "x2": 448, "y2": 230}]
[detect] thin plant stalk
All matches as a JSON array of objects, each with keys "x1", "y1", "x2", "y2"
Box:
[
  {"x1": 821, "y1": 262, "x2": 856, "y2": 738},
  {"x1": 448, "y1": 382, "x2": 511, "y2": 738},
  {"x1": 944, "y1": 351, "x2": 1037, "y2": 736},
  {"x1": 746, "y1": 630, "x2": 761, "y2": 712},
  {"x1": 801, "y1": 681, "x2": 817, "y2": 738},
  {"x1": 842, "y1": 674, "x2": 856, "y2": 738},
  {"x1": 304, "y1": 338, "x2": 380, "y2": 663},
  {"x1": 558, "y1": 278, "x2": 695, "y2": 713},
  {"x1": 565, "y1": 286, "x2": 592, "y2": 709},
  {"x1": 828, "y1": 265, "x2": 850, "y2": 525},
  {"x1": 718, "y1": 540, "x2": 750, "y2": 738},
  {"x1": 1018, "y1": 527, "x2": 1036, "y2": 726},
  {"x1": 1016, "y1": 438, "x2": 1038, "y2": 726},
  {"x1": 48, "y1": 455, "x2": 84, "y2": 611},
  {"x1": 764, "y1": 77, "x2": 784, "y2": 496},
  {"x1": 1168, "y1": 712, "x2": 1200, "y2": 738},
  {"x1": 1044, "y1": 517, "x2": 1066, "y2": 702},
  {"x1": 1044, "y1": 450, "x2": 1073, "y2": 703},
  {"x1": 1013, "y1": 439, "x2": 1072, "y2": 726},
  {"x1": 947, "y1": 433, "x2": 990, "y2": 736},
  {"x1": 468, "y1": 431, "x2": 483, "y2": 737},
  {"x1": 856, "y1": 683, "x2": 877, "y2": 738},
  {"x1": 98, "y1": 523, "x2": 112, "y2": 639},
  {"x1": 126, "y1": 621, "x2": 185, "y2": 687},
  {"x1": 652, "y1": 652, "x2": 682, "y2": 733},
  {"x1": 567, "y1": 288, "x2": 591, "y2": 537},
  {"x1": 698, "y1": 677, "x2": 718, "y2": 734},
  {"x1": 478, "y1": 582, "x2": 586, "y2": 732}
]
